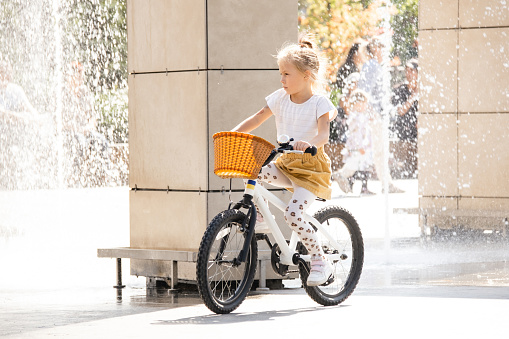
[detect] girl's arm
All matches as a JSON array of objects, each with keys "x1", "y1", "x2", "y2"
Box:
[
  {"x1": 293, "y1": 112, "x2": 332, "y2": 151},
  {"x1": 232, "y1": 106, "x2": 273, "y2": 133}
]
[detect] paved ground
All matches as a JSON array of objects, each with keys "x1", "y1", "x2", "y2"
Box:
[
  {"x1": 2, "y1": 286, "x2": 509, "y2": 338},
  {"x1": 1, "y1": 182, "x2": 508, "y2": 338}
]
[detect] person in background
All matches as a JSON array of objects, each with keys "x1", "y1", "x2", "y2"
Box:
[
  {"x1": 390, "y1": 58, "x2": 419, "y2": 178},
  {"x1": 333, "y1": 89, "x2": 375, "y2": 195},
  {"x1": 0, "y1": 60, "x2": 38, "y2": 119},
  {"x1": 0, "y1": 59, "x2": 46, "y2": 189},
  {"x1": 392, "y1": 58, "x2": 418, "y2": 142},
  {"x1": 62, "y1": 61, "x2": 109, "y2": 187},
  {"x1": 62, "y1": 61, "x2": 95, "y2": 135},
  {"x1": 329, "y1": 42, "x2": 367, "y2": 183},
  {"x1": 335, "y1": 40, "x2": 368, "y2": 90},
  {"x1": 358, "y1": 37, "x2": 404, "y2": 194},
  {"x1": 333, "y1": 42, "x2": 370, "y2": 193},
  {"x1": 338, "y1": 72, "x2": 361, "y2": 116},
  {"x1": 332, "y1": 42, "x2": 367, "y2": 149},
  {"x1": 334, "y1": 72, "x2": 373, "y2": 194}
]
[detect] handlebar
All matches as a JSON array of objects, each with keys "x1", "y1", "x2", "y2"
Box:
[
  {"x1": 305, "y1": 146, "x2": 318, "y2": 155},
  {"x1": 279, "y1": 145, "x2": 317, "y2": 155},
  {"x1": 261, "y1": 138, "x2": 317, "y2": 168},
  {"x1": 276, "y1": 137, "x2": 317, "y2": 155}
]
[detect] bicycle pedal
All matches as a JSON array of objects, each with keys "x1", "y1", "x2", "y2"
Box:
[{"x1": 321, "y1": 274, "x2": 335, "y2": 286}]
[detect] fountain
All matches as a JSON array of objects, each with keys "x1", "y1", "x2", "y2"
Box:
[
  {"x1": 1, "y1": 1, "x2": 509, "y2": 336},
  {"x1": 0, "y1": 0, "x2": 133, "y2": 294},
  {"x1": 0, "y1": 0, "x2": 507, "y2": 317},
  {"x1": 0, "y1": 0, "x2": 128, "y2": 190}
]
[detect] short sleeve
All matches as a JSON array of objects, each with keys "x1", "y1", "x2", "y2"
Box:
[
  {"x1": 316, "y1": 95, "x2": 337, "y2": 122},
  {"x1": 265, "y1": 88, "x2": 285, "y2": 115}
]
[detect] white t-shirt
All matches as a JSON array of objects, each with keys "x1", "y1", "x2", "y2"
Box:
[{"x1": 265, "y1": 88, "x2": 336, "y2": 144}]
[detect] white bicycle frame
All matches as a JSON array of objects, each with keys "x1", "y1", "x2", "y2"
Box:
[{"x1": 250, "y1": 182, "x2": 344, "y2": 266}]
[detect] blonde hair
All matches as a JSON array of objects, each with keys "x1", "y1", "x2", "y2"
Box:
[{"x1": 276, "y1": 34, "x2": 326, "y2": 94}]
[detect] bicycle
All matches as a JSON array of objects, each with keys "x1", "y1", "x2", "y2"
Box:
[{"x1": 196, "y1": 132, "x2": 364, "y2": 314}]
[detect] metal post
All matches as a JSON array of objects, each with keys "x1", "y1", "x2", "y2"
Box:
[
  {"x1": 114, "y1": 258, "x2": 126, "y2": 289},
  {"x1": 169, "y1": 260, "x2": 178, "y2": 292},
  {"x1": 256, "y1": 260, "x2": 269, "y2": 291}
]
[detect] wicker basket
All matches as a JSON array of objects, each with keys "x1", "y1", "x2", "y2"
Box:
[{"x1": 213, "y1": 131, "x2": 275, "y2": 179}]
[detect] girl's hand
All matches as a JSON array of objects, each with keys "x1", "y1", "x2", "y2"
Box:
[{"x1": 293, "y1": 140, "x2": 312, "y2": 151}]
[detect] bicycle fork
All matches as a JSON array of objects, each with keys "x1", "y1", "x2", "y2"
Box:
[{"x1": 226, "y1": 179, "x2": 258, "y2": 265}]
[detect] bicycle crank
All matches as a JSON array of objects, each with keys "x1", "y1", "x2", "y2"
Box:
[{"x1": 271, "y1": 243, "x2": 290, "y2": 276}]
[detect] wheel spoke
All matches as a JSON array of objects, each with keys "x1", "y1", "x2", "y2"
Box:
[
  {"x1": 300, "y1": 206, "x2": 363, "y2": 306},
  {"x1": 196, "y1": 209, "x2": 258, "y2": 313}
]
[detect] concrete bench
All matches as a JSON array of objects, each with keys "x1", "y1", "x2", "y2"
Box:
[
  {"x1": 393, "y1": 208, "x2": 509, "y2": 240},
  {"x1": 97, "y1": 248, "x2": 197, "y2": 290},
  {"x1": 97, "y1": 247, "x2": 274, "y2": 291}
]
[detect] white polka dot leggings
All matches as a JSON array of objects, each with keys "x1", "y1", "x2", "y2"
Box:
[{"x1": 256, "y1": 163, "x2": 326, "y2": 261}]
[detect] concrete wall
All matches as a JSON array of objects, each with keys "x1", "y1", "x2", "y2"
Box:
[
  {"x1": 127, "y1": 0, "x2": 297, "y2": 264},
  {"x1": 419, "y1": 0, "x2": 509, "y2": 229}
]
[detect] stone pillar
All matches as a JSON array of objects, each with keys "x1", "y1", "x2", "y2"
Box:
[
  {"x1": 127, "y1": 0, "x2": 297, "y2": 278},
  {"x1": 419, "y1": 0, "x2": 509, "y2": 229}
]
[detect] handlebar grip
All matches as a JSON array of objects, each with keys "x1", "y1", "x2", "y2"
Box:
[{"x1": 304, "y1": 146, "x2": 317, "y2": 156}]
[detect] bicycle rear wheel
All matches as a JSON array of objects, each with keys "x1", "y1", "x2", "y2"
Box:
[
  {"x1": 196, "y1": 209, "x2": 258, "y2": 314},
  {"x1": 299, "y1": 206, "x2": 364, "y2": 306}
]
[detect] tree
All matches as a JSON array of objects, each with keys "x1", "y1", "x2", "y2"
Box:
[
  {"x1": 62, "y1": 0, "x2": 127, "y2": 91},
  {"x1": 390, "y1": 0, "x2": 418, "y2": 63},
  {"x1": 298, "y1": 0, "x2": 384, "y2": 92},
  {"x1": 298, "y1": 0, "x2": 418, "y2": 91},
  {"x1": 62, "y1": 0, "x2": 128, "y2": 143}
]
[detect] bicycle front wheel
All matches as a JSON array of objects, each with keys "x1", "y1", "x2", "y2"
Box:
[
  {"x1": 300, "y1": 206, "x2": 364, "y2": 306},
  {"x1": 196, "y1": 209, "x2": 258, "y2": 314}
]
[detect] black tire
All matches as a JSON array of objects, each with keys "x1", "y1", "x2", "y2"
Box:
[
  {"x1": 196, "y1": 209, "x2": 258, "y2": 314},
  {"x1": 299, "y1": 206, "x2": 364, "y2": 306}
]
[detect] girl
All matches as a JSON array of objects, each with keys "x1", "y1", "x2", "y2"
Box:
[
  {"x1": 232, "y1": 36, "x2": 337, "y2": 286},
  {"x1": 333, "y1": 89, "x2": 375, "y2": 195}
]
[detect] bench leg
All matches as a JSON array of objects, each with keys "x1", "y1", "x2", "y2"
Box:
[
  {"x1": 114, "y1": 258, "x2": 126, "y2": 301},
  {"x1": 114, "y1": 258, "x2": 126, "y2": 289},
  {"x1": 169, "y1": 260, "x2": 178, "y2": 291},
  {"x1": 420, "y1": 214, "x2": 430, "y2": 244},
  {"x1": 256, "y1": 260, "x2": 269, "y2": 291}
]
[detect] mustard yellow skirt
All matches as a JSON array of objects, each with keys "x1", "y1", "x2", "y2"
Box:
[{"x1": 275, "y1": 146, "x2": 332, "y2": 200}]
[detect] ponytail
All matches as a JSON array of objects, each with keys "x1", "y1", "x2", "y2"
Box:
[{"x1": 277, "y1": 34, "x2": 326, "y2": 94}]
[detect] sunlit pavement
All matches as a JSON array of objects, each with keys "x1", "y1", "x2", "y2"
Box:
[
  {"x1": 1, "y1": 182, "x2": 508, "y2": 338},
  {"x1": 3, "y1": 292, "x2": 509, "y2": 338}
]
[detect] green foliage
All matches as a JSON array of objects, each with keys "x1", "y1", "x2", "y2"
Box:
[
  {"x1": 298, "y1": 0, "x2": 418, "y2": 83},
  {"x1": 96, "y1": 88, "x2": 128, "y2": 144},
  {"x1": 1, "y1": 0, "x2": 129, "y2": 144},
  {"x1": 63, "y1": 0, "x2": 128, "y2": 143},
  {"x1": 0, "y1": 0, "x2": 28, "y2": 65},
  {"x1": 298, "y1": 0, "x2": 384, "y2": 117},
  {"x1": 62, "y1": 0, "x2": 127, "y2": 91},
  {"x1": 298, "y1": 0, "x2": 382, "y2": 84},
  {"x1": 391, "y1": 0, "x2": 418, "y2": 63}
]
